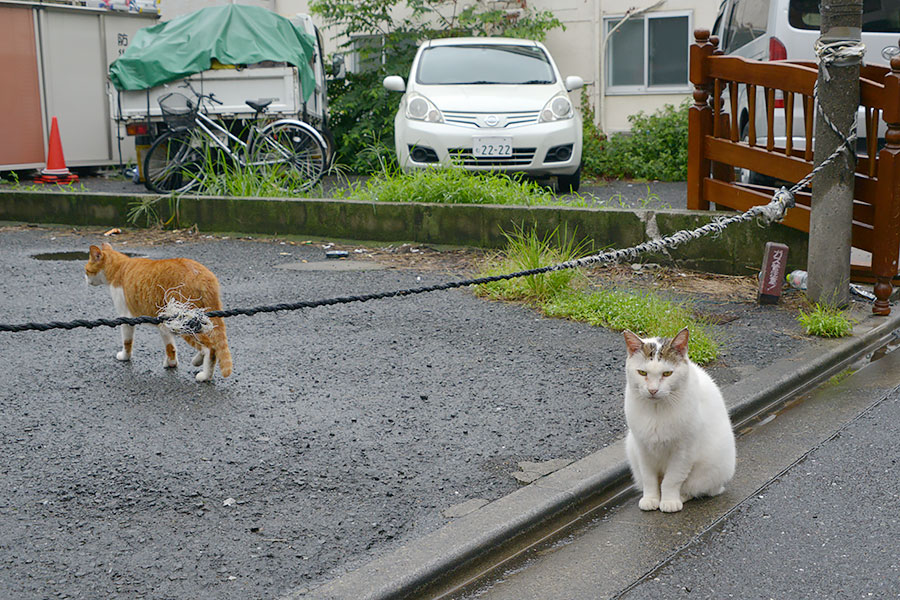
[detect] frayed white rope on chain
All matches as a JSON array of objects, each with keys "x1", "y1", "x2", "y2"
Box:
[
  {"x1": 158, "y1": 297, "x2": 214, "y2": 336},
  {"x1": 814, "y1": 38, "x2": 866, "y2": 81}
]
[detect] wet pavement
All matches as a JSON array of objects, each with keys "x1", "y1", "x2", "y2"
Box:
[
  {"x1": 456, "y1": 332, "x2": 900, "y2": 600},
  {"x1": 0, "y1": 223, "x2": 823, "y2": 600}
]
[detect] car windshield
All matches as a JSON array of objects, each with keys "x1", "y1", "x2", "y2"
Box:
[
  {"x1": 415, "y1": 44, "x2": 556, "y2": 85},
  {"x1": 789, "y1": 0, "x2": 900, "y2": 32}
]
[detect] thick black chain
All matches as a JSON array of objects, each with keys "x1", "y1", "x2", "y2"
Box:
[{"x1": 0, "y1": 193, "x2": 794, "y2": 335}]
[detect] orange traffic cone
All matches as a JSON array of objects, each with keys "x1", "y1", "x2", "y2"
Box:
[{"x1": 34, "y1": 117, "x2": 79, "y2": 184}]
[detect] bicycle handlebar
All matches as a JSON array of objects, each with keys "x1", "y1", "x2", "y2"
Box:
[{"x1": 179, "y1": 80, "x2": 223, "y2": 109}]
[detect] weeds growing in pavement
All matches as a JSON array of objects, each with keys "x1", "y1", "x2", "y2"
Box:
[
  {"x1": 1, "y1": 170, "x2": 87, "y2": 193},
  {"x1": 197, "y1": 149, "x2": 301, "y2": 198},
  {"x1": 542, "y1": 288, "x2": 718, "y2": 364},
  {"x1": 339, "y1": 167, "x2": 591, "y2": 207},
  {"x1": 474, "y1": 226, "x2": 719, "y2": 364},
  {"x1": 474, "y1": 225, "x2": 593, "y2": 303},
  {"x1": 797, "y1": 303, "x2": 856, "y2": 338}
]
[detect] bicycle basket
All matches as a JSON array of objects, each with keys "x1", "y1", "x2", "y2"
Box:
[{"x1": 158, "y1": 92, "x2": 197, "y2": 130}]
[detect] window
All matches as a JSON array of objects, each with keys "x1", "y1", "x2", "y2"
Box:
[
  {"x1": 724, "y1": 0, "x2": 770, "y2": 52},
  {"x1": 789, "y1": 0, "x2": 900, "y2": 32},
  {"x1": 348, "y1": 34, "x2": 384, "y2": 74},
  {"x1": 416, "y1": 44, "x2": 556, "y2": 85},
  {"x1": 606, "y1": 12, "x2": 691, "y2": 93}
]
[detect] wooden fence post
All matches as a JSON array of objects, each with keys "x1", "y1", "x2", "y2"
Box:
[
  {"x1": 710, "y1": 36, "x2": 735, "y2": 183},
  {"x1": 687, "y1": 29, "x2": 715, "y2": 210},
  {"x1": 872, "y1": 56, "x2": 900, "y2": 315}
]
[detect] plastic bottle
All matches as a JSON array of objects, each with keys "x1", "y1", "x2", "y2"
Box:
[{"x1": 787, "y1": 270, "x2": 808, "y2": 290}]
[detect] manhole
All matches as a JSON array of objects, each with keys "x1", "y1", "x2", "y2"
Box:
[{"x1": 31, "y1": 251, "x2": 140, "y2": 261}]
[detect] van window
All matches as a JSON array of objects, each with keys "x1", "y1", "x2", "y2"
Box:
[
  {"x1": 789, "y1": 0, "x2": 900, "y2": 32},
  {"x1": 725, "y1": 0, "x2": 771, "y2": 52}
]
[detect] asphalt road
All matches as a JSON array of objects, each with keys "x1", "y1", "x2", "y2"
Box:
[
  {"x1": 456, "y1": 338, "x2": 900, "y2": 600},
  {"x1": 622, "y1": 386, "x2": 900, "y2": 599},
  {"x1": 0, "y1": 226, "x2": 809, "y2": 599}
]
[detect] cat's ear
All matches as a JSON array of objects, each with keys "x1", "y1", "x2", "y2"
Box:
[
  {"x1": 88, "y1": 245, "x2": 102, "y2": 262},
  {"x1": 623, "y1": 330, "x2": 643, "y2": 356},
  {"x1": 672, "y1": 327, "x2": 690, "y2": 357},
  {"x1": 101, "y1": 242, "x2": 113, "y2": 251}
]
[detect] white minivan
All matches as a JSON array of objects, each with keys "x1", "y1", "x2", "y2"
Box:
[
  {"x1": 384, "y1": 37, "x2": 584, "y2": 191},
  {"x1": 712, "y1": 0, "x2": 900, "y2": 181}
]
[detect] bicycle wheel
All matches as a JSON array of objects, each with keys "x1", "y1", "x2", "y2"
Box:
[
  {"x1": 143, "y1": 129, "x2": 207, "y2": 194},
  {"x1": 249, "y1": 120, "x2": 327, "y2": 192}
]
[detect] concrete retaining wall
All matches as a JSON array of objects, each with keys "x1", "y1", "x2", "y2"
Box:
[{"x1": 0, "y1": 190, "x2": 809, "y2": 275}]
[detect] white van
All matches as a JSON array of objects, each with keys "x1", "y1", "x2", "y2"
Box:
[{"x1": 712, "y1": 0, "x2": 900, "y2": 181}]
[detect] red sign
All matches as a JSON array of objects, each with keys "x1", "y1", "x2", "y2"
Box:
[{"x1": 758, "y1": 242, "x2": 789, "y2": 304}]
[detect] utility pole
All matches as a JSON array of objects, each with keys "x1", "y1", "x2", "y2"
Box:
[{"x1": 807, "y1": 0, "x2": 863, "y2": 307}]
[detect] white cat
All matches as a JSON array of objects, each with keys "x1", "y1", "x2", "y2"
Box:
[{"x1": 623, "y1": 328, "x2": 735, "y2": 513}]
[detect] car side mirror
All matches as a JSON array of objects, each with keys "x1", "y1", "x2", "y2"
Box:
[
  {"x1": 565, "y1": 76, "x2": 584, "y2": 92},
  {"x1": 383, "y1": 75, "x2": 406, "y2": 92}
]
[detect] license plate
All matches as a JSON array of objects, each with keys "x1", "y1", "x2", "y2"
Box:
[{"x1": 472, "y1": 136, "x2": 512, "y2": 158}]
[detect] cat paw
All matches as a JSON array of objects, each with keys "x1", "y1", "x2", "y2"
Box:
[
  {"x1": 163, "y1": 358, "x2": 178, "y2": 369},
  {"x1": 638, "y1": 496, "x2": 660, "y2": 511},
  {"x1": 116, "y1": 350, "x2": 131, "y2": 361},
  {"x1": 195, "y1": 370, "x2": 212, "y2": 382},
  {"x1": 191, "y1": 351, "x2": 204, "y2": 367},
  {"x1": 659, "y1": 499, "x2": 684, "y2": 513}
]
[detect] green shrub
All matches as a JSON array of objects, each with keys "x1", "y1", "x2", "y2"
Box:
[{"x1": 581, "y1": 98, "x2": 690, "y2": 182}]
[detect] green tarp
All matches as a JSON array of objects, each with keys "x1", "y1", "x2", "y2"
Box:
[{"x1": 109, "y1": 4, "x2": 316, "y2": 101}]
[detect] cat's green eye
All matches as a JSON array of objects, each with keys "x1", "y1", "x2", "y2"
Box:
[
  {"x1": 637, "y1": 369, "x2": 647, "y2": 376},
  {"x1": 662, "y1": 371, "x2": 673, "y2": 377}
]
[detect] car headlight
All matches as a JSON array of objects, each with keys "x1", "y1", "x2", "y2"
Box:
[
  {"x1": 539, "y1": 94, "x2": 573, "y2": 122},
  {"x1": 405, "y1": 93, "x2": 444, "y2": 123}
]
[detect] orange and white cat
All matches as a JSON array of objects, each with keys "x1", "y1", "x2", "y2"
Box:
[{"x1": 84, "y1": 243, "x2": 232, "y2": 382}]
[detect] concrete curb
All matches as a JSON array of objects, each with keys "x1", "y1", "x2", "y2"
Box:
[
  {"x1": 0, "y1": 190, "x2": 810, "y2": 276},
  {"x1": 287, "y1": 311, "x2": 900, "y2": 600}
]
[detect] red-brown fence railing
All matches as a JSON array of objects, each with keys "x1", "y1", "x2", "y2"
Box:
[{"x1": 686, "y1": 28, "x2": 900, "y2": 315}]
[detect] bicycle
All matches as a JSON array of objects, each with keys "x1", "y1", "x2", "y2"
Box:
[{"x1": 143, "y1": 81, "x2": 328, "y2": 194}]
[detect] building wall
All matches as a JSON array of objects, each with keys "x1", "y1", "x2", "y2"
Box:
[
  {"x1": 161, "y1": 0, "x2": 275, "y2": 20},
  {"x1": 530, "y1": 0, "x2": 719, "y2": 132}
]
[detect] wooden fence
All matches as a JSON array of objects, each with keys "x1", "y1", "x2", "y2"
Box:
[{"x1": 686, "y1": 28, "x2": 900, "y2": 315}]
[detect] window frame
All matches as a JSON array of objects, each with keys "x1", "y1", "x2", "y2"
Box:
[
  {"x1": 604, "y1": 10, "x2": 693, "y2": 95},
  {"x1": 348, "y1": 33, "x2": 385, "y2": 74}
]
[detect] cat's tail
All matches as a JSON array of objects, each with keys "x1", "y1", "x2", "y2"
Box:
[{"x1": 210, "y1": 317, "x2": 233, "y2": 378}]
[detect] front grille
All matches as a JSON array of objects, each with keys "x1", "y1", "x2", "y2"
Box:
[
  {"x1": 442, "y1": 111, "x2": 541, "y2": 129},
  {"x1": 448, "y1": 147, "x2": 536, "y2": 167}
]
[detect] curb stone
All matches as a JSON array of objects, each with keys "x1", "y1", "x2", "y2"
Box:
[{"x1": 283, "y1": 310, "x2": 900, "y2": 600}]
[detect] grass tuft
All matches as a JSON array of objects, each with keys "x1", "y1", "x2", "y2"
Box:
[
  {"x1": 341, "y1": 167, "x2": 591, "y2": 207},
  {"x1": 474, "y1": 225, "x2": 592, "y2": 303},
  {"x1": 797, "y1": 303, "x2": 855, "y2": 338},
  {"x1": 542, "y1": 288, "x2": 718, "y2": 364},
  {"x1": 473, "y1": 227, "x2": 720, "y2": 364}
]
